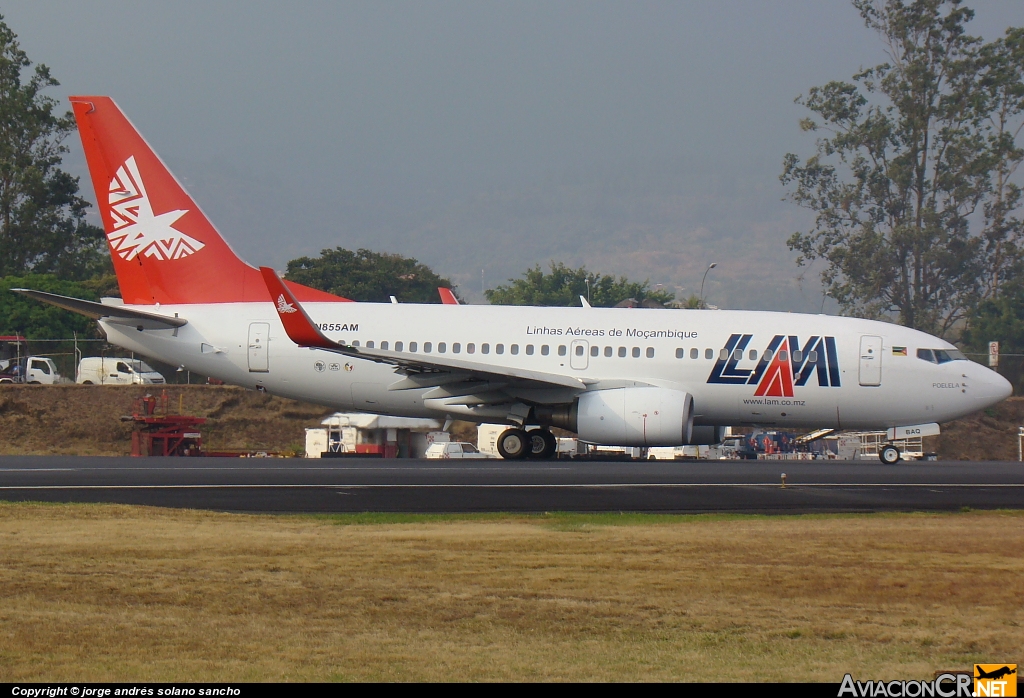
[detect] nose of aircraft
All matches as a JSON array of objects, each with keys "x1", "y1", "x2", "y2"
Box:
[{"x1": 972, "y1": 365, "x2": 1013, "y2": 407}]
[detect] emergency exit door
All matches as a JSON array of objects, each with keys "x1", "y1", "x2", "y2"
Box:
[
  {"x1": 570, "y1": 340, "x2": 589, "y2": 370},
  {"x1": 248, "y1": 322, "x2": 270, "y2": 372},
  {"x1": 859, "y1": 335, "x2": 881, "y2": 386}
]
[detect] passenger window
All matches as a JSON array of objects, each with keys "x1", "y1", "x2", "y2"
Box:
[
  {"x1": 778, "y1": 350, "x2": 788, "y2": 362},
  {"x1": 618, "y1": 347, "x2": 627, "y2": 357},
  {"x1": 467, "y1": 343, "x2": 475, "y2": 354},
  {"x1": 424, "y1": 342, "x2": 431, "y2": 353},
  {"x1": 380, "y1": 341, "x2": 389, "y2": 350},
  {"x1": 676, "y1": 348, "x2": 684, "y2": 359},
  {"x1": 409, "y1": 342, "x2": 418, "y2": 352},
  {"x1": 646, "y1": 347, "x2": 655, "y2": 358},
  {"x1": 732, "y1": 349, "x2": 742, "y2": 361},
  {"x1": 705, "y1": 348, "x2": 713, "y2": 360},
  {"x1": 808, "y1": 350, "x2": 817, "y2": 362},
  {"x1": 352, "y1": 340, "x2": 360, "y2": 347},
  {"x1": 720, "y1": 348, "x2": 730, "y2": 360},
  {"x1": 575, "y1": 345, "x2": 584, "y2": 356},
  {"x1": 541, "y1": 345, "x2": 550, "y2": 356},
  {"x1": 917, "y1": 348, "x2": 935, "y2": 363},
  {"x1": 604, "y1": 346, "x2": 612, "y2": 357},
  {"x1": 748, "y1": 349, "x2": 757, "y2": 361},
  {"x1": 690, "y1": 348, "x2": 698, "y2": 359},
  {"x1": 395, "y1": 341, "x2": 404, "y2": 352},
  {"x1": 632, "y1": 347, "x2": 640, "y2": 358},
  {"x1": 526, "y1": 345, "x2": 535, "y2": 355},
  {"x1": 792, "y1": 350, "x2": 802, "y2": 363},
  {"x1": 497, "y1": 344, "x2": 505, "y2": 354},
  {"x1": 482, "y1": 343, "x2": 490, "y2": 354},
  {"x1": 511, "y1": 344, "x2": 519, "y2": 355},
  {"x1": 438, "y1": 342, "x2": 446, "y2": 353},
  {"x1": 590, "y1": 345, "x2": 599, "y2": 357},
  {"x1": 453, "y1": 343, "x2": 461, "y2": 353},
  {"x1": 763, "y1": 349, "x2": 773, "y2": 362},
  {"x1": 366, "y1": 341, "x2": 374, "y2": 349},
  {"x1": 557, "y1": 345, "x2": 566, "y2": 356}
]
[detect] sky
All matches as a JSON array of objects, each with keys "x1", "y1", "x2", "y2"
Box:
[{"x1": 4, "y1": 1, "x2": 1023, "y2": 308}]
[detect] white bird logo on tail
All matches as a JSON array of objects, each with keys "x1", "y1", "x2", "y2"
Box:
[
  {"x1": 107, "y1": 156, "x2": 205, "y2": 261},
  {"x1": 276, "y1": 294, "x2": 298, "y2": 314}
]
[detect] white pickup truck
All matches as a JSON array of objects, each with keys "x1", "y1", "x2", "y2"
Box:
[
  {"x1": 0, "y1": 356, "x2": 62, "y2": 384},
  {"x1": 424, "y1": 442, "x2": 496, "y2": 459}
]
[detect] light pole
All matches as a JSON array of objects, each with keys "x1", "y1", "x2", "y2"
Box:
[
  {"x1": 699, "y1": 262, "x2": 717, "y2": 309},
  {"x1": 585, "y1": 278, "x2": 591, "y2": 305}
]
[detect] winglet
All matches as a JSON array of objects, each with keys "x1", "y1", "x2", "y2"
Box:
[
  {"x1": 580, "y1": 295, "x2": 591, "y2": 308},
  {"x1": 438, "y1": 287, "x2": 459, "y2": 305},
  {"x1": 259, "y1": 267, "x2": 338, "y2": 349}
]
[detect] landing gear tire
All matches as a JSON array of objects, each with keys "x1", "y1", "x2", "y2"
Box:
[
  {"x1": 497, "y1": 428, "x2": 530, "y2": 460},
  {"x1": 879, "y1": 444, "x2": 901, "y2": 465},
  {"x1": 526, "y1": 429, "x2": 557, "y2": 460}
]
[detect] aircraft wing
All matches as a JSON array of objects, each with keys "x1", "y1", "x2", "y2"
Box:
[
  {"x1": 11, "y1": 289, "x2": 188, "y2": 330},
  {"x1": 260, "y1": 267, "x2": 588, "y2": 397}
]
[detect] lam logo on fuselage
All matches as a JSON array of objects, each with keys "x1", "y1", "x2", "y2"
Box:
[{"x1": 707, "y1": 334, "x2": 841, "y2": 397}]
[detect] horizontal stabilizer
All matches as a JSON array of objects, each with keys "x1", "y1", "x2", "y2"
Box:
[{"x1": 12, "y1": 289, "x2": 187, "y2": 330}]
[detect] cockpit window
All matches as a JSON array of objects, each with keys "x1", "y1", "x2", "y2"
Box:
[
  {"x1": 933, "y1": 349, "x2": 959, "y2": 364},
  {"x1": 918, "y1": 348, "x2": 967, "y2": 364}
]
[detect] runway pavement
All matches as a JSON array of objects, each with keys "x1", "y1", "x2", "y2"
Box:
[{"x1": 1, "y1": 455, "x2": 1023, "y2": 513}]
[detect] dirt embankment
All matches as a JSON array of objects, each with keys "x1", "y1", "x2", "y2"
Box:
[
  {"x1": 926, "y1": 396, "x2": 1024, "y2": 460},
  {"x1": 0, "y1": 384, "x2": 1021, "y2": 458},
  {"x1": 0, "y1": 385, "x2": 336, "y2": 456}
]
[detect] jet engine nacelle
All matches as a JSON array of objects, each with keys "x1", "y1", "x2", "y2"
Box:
[
  {"x1": 686, "y1": 425, "x2": 727, "y2": 446},
  {"x1": 576, "y1": 387, "x2": 694, "y2": 446}
]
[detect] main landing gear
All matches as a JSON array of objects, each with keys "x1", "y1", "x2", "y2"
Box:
[
  {"x1": 497, "y1": 428, "x2": 557, "y2": 460},
  {"x1": 879, "y1": 444, "x2": 901, "y2": 465}
]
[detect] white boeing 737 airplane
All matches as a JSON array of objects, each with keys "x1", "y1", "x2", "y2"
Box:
[{"x1": 15, "y1": 97, "x2": 1013, "y2": 462}]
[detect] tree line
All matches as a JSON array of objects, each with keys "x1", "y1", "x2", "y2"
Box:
[{"x1": 784, "y1": 0, "x2": 1023, "y2": 356}]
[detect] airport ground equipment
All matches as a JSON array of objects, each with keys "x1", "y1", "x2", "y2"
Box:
[
  {"x1": 124, "y1": 391, "x2": 205, "y2": 457},
  {"x1": 305, "y1": 412, "x2": 444, "y2": 458}
]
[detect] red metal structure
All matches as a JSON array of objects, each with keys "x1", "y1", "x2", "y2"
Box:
[{"x1": 127, "y1": 391, "x2": 206, "y2": 457}]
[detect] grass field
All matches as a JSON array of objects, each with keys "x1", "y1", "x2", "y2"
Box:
[{"x1": 0, "y1": 504, "x2": 1021, "y2": 682}]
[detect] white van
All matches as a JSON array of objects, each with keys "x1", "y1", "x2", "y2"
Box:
[{"x1": 77, "y1": 357, "x2": 165, "y2": 385}]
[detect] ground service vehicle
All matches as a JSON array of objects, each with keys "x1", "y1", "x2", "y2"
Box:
[
  {"x1": 424, "y1": 442, "x2": 495, "y2": 459},
  {"x1": 77, "y1": 357, "x2": 166, "y2": 385},
  {"x1": 0, "y1": 357, "x2": 61, "y2": 385},
  {"x1": 14, "y1": 96, "x2": 1014, "y2": 462}
]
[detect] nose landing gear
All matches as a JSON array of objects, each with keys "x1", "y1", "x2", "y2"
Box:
[{"x1": 879, "y1": 444, "x2": 901, "y2": 465}]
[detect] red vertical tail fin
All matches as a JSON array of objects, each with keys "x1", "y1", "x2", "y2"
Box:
[{"x1": 71, "y1": 96, "x2": 348, "y2": 305}]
